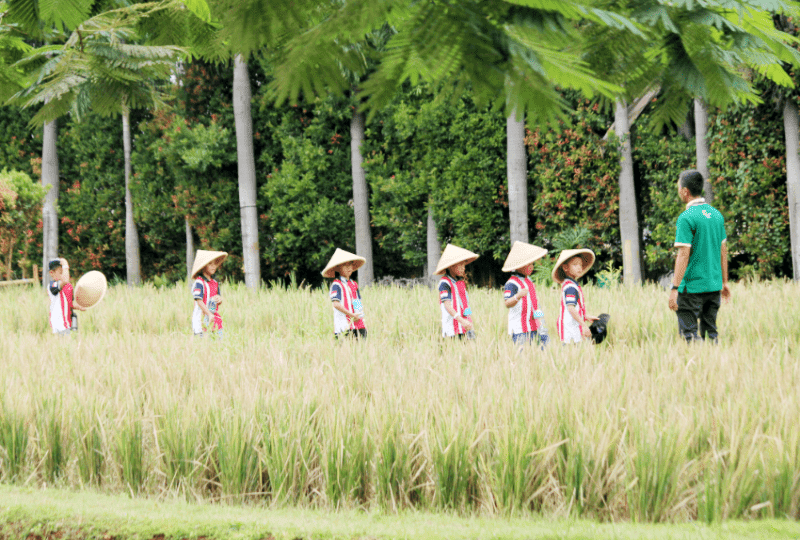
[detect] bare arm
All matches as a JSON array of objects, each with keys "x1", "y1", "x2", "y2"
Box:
[
  {"x1": 504, "y1": 288, "x2": 528, "y2": 308},
  {"x1": 443, "y1": 299, "x2": 472, "y2": 331},
  {"x1": 567, "y1": 305, "x2": 592, "y2": 338},
  {"x1": 720, "y1": 240, "x2": 730, "y2": 303},
  {"x1": 195, "y1": 298, "x2": 214, "y2": 319},
  {"x1": 668, "y1": 246, "x2": 691, "y2": 311},
  {"x1": 332, "y1": 300, "x2": 362, "y2": 320}
]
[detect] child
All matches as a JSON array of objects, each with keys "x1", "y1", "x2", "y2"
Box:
[
  {"x1": 190, "y1": 250, "x2": 227, "y2": 337},
  {"x1": 502, "y1": 241, "x2": 549, "y2": 347},
  {"x1": 552, "y1": 249, "x2": 600, "y2": 344},
  {"x1": 434, "y1": 244, "x2": 479, "y2": 339},
  {"x1": 322, "y1": 248, "x2": 367, "y2": 339},
  {"x1": 48, "y1": 258, "x2": 85, "y2": 334}
]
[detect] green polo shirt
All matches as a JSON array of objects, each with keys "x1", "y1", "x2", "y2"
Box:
[{"x1": 674, "y1": 200, "x2": 726, "y2": 294}]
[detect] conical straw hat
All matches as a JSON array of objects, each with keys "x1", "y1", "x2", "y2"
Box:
[
  {"x1": 502, "y1": 241, "x2": 549, "y2": 272},
  {"x1": 191, "y1": 250, "x2": 228, "y2": 279},
  {"x1": 75, "y1": 271, "x2": 107, "y2": 309},
  {"x1": 551, "y1": 248, "x2": 595, "y2": 283},
  {"x1": 322, "y1": 248, "x2": 366, "y2": 278},
  {"x1": 433, "y1": 244, "x2": 479, "y2": 275}
]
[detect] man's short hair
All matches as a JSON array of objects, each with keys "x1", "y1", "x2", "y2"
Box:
[
  {"x1": 48, "y1": 258, "x2": 62, "y2": 271},
  {"x1": 679, "y1": 170, "x2": 704, "y2": 197}
]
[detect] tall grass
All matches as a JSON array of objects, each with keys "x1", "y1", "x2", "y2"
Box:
[{"x1": 2, "y1": 279, "x2": 800, "y2": 521}]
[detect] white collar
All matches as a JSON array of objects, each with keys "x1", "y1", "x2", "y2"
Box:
[{"x1": 686, "y1": 197, "x2": 706, "y2": 209}]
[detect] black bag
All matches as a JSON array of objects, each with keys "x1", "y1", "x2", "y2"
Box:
[{"x1": 589, "y1": 313, "x2": 610, "y2": 344}]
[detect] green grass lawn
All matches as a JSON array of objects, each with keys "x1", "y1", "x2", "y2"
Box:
[{"x1": 2, "y1": 485, "x2": 800, "y2": 540}]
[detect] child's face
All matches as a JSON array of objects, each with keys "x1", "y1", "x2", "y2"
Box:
[
  {"x1": 517, "y1": 263, "x2": 533, "y2": 276},
  {"x1": 204, "y1": 259, "x2": 222, "y2": 276},
  {"x1": 450, "y1": 262, "x2": 467, "y2": 277},
  {"x1": 563, "y1": 257, "x2": 583, "y2": 279},
  {"x1": 338, "y1": 261, "x2": 356, "y2": 278},
  {"x1": 50, "y1": 259, "x2": 70, "y2": 282}
]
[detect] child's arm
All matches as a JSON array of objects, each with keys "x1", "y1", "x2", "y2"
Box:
[
  {"x1": 504, "y1": 287, "x2": 528, "y2": 308},
  {"x1": 566, "y1": 305, "x2": 592, "y2": 338},
  {"x1": 332, "y1": 300, "x2": 363, "y2": 320},
  {"x1": 195, "y1": 298, "x2": 214, "y2": 319},
  {"x1": 442, "y1": 300, "x2": 473, "y2": 331}
]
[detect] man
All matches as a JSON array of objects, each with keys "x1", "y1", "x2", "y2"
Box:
[{"x1": 668, "y1": 170, "x2": 731, "y2": 342}]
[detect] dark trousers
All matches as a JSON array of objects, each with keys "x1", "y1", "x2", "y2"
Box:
[
  {"x1": 676, "y1": 291, "x2": 721, "y2": 342},
  {"x1": 336, "y1": 328, "x2": 367, "y2": 339}
]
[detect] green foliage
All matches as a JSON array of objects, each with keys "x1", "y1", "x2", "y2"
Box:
[
  {"x1": 57, "y1": 113, "x2": 129, "y2": 279},
  {"x1": 633, "y1": 123, "x2": 696, "y2": 278},
  {"x1": 527, "y1": 99, "x2": 621, "y2": 271},
  {"x1": 365, "y1": 88, "x2": 508, "y2": 277},
  {"x1": 0, "y1": 167, "x2": 47, "y2": 279},
  {"x1": 258, "y1": 96, "x2": 354, "y2": 284},
  {"x1": 707, "y1": 102, "x2": 790, "y2": 280},
  {"x1": 12, "y1": 3, "x2": 186, "y2": 127}
]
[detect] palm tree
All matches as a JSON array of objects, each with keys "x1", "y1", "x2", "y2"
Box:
[
  {"x1": 350, "y1": 108, "x2": 374, "y2": 285},
  {"x1": 507, "y1": 110, "x2": 528, "y2": 244},
  {"x1": 584, "y1": 0, "x2": 800, "y2": 284},
  {"x1": 232, "y1": 54, "x2": 260, "y2": 290},
  {"x1": 12, "y1": 3, "x2": 187, "y2": 285},
  {"x1": 769, "y1": 13, "x2": 800, "y2": 281},
  {"x1": 205, "y1": 0, "x2": 319, "y2": 290},
  {"x1": 614, "y1": 97, "x2": 642, "y2": 284},
  {"x1": 3, "y1": 0, "x2": 93, "y2": 285},
  {"x1": 694, "y1": 99, "x2": 713, "y2": 202}
]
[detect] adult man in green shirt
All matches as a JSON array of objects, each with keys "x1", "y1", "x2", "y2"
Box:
[{"x1": 668, "y1": 170, "x2": 731, "y2": 342}]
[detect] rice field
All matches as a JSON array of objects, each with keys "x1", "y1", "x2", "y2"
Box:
[{"x1": 2, "y1": 278, "x2": 800, "y2": 523}]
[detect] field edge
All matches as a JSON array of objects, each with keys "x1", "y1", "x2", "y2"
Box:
[{"x1": 1, "y1": 486, "x2": 800, "y2": 540}]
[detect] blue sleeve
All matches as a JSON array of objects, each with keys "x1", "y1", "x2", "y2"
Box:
[
  {"x1": 330, "y1": 282, "x2": 342, "y2": 302},
  {"x1": 438, "y1": 280, "x2": 452, "y2": 303},
  {"x1": 675, "y1": 212, "x2": 693, "y2": 245},
  {"x1": 503, "y1": 281, "x2": 519, "y2": 300},
  {"x1": 563, "y1": 285, "x2": 579, "y2": 306},
  {"x1": 192, "y1": 280, "x2": 204, "y2": 300}
]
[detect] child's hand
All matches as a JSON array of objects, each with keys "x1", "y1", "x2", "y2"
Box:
[
  {"x1": 211, "y1": 295, "x2": 222, "y2": 305},
  {"x1": 585, "y1": 315, "x2": 599, "y2": 322},
  {"x1": 516, "y1": 288, "x2": 529, "y2": 299},
  {"x1": 581, "y1": 326, "x2": 592, "y2": 338},
  {"x1": 458, "y1": 316, "x2": 473, "y2": 331},
  {"x1": 350, "y1": 312, "x2": 364, "y2": 321}
]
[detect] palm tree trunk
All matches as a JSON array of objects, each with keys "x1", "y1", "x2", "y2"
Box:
[
  {"x1": 783, "y1": 99, "x2": 800, "y2": 281},
  {"x1": 185, "y1": 218, "x2": 195, "y2": 282},
  {"x1": 694, "y1": 98, "x2": 713, "y2": 202},
  {"x1": 123, "y1": 111, "x2": 142, "y2": 285},
  {"x1": 615, "y1": 98, "x2": 642, "y2": 285},
  {"x1": 426, "y1": 201, "x2": 441, "y2": 286},
  {"x1": 350, "y1": 109, "x2": 374, "y2": 285},
  {"x1": 507, "y1": 111, "x2": 528, "y2": 244},
  {"x1": 233, "y1": 55, "x2": 261, "y2": 290},
  {"x1": 41, "y1": 119, "x2": 58, "y2": 287}
]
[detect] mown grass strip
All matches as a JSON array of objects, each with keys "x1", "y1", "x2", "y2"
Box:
[{"x1": 1, "y1": 486, "x2": 800, "y2": 540}]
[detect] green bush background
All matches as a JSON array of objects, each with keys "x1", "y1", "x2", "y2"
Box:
[{"x1": 1, "y1": 59, "x2": 796, "y2": 286}]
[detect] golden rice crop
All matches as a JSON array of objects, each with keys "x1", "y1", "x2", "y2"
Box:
[{"x1": 1, "y1": 279, "x2": 799, "y2": 522}]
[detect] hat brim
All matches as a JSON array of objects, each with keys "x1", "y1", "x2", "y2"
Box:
[
  {"x1": 501, "y1": 242, "x2": 549, "y2": 272},
  {"x1": 551, "y1": 249, "x2": 595, "y2": 283},
  {"x1": 433, "y1": 244, "x2": 480, "y2": 275},
  {"x1": 322, "y1": 248, "x2": 367, "y2": 278},
  {"x1": 191, "y1": 251, "x2": 228, "y2": 279},
  {"x1": 75, "y1": 271, "x2": 108, "y2": 309}
]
